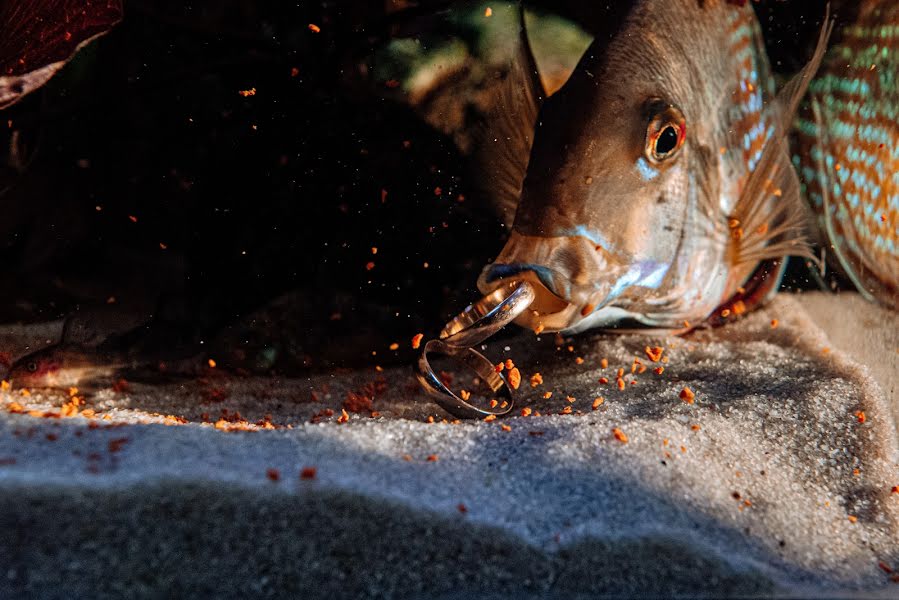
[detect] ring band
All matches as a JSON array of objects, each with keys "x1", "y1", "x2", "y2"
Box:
[
  {"x1": 439, "y1": 280, "x2": 535, "y2": 348},
  {"x1": 415, "y1": 339, "x2": 514, "y2": 419}
]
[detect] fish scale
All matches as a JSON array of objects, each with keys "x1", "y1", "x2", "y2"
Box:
[{"x1": 794, "y1": 0, "x2": 899, "y2": 307}]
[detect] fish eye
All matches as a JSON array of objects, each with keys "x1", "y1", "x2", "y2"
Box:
[
  {"x1": 26, "y1": 361, "x2": 38, "y2": 373},
  {"x1": 645, "y1": 104, "x2": 686, "y2": 163}
]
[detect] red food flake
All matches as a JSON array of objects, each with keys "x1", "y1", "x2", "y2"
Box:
[
  {"x1": 337, "y1": 409, "x2": 350, "y2": 424},
  {"x1": 507, "y1": 367, "x2": 521, "y2": 390},
  {"x1": 654, "y1": 367, "x2": 664, "y2": 375},
  {"x1": 300, "y1": 466, "x2": 317, "y2": 480},
  {"x1": 344, "y1": 392, "x2": 373, "y2": 413},
  {"x1": 770, "y1": 319, "x2": 779, "y2": 329},
  {"x1": 680, "y1": 387, "x2": 695, "y2": 404},
  {"x1": 854, "y1": 411, "x2": 866, "y2": 424},
  {"x1": 108, "y1": 437, "x2": 128, "y2": 453},
  {"x1": 612, "y1": 428, "x2": 628, "y2": 443},
  {"x1": 266, "y1": 468, "x2": 280, "y2": 481},
  {"x1": 521, "y1": 407, "x2": 532, "y2": 417},
  {"x1": 580, "y1": 304, "x2": 595, "y2": 317},
  {"x1": 598, "y1": 377, "x2": 609, "y2": 385},
  {"x1": 411, "y1": 333, "x2": 424, "y2": 349},
  {"x1": 365, "y1": 261, "x2": 375, "y2": 271},
  {"x1": 644, "y1": 346, "x2": 664, "y2": 362},
  {"x1": 111, "y1": 379, "x2": 130, "y2": 393},
  {"x1": 308, "y1": 23, "x2": 321, "y2": 33},
  {"x1": 426, "y1": 454, "x2": 438, "y2": 462},
  {"x1": 457, "y1": 503, "x2": 468, "y2": 513},
  {"x1": 879, "y1": 562, "x2": 894, "y2": 574}
]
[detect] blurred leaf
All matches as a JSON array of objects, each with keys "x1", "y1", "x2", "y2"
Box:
[{"x1": 0, "y1": 0, "x2": 123, "y2": 110}]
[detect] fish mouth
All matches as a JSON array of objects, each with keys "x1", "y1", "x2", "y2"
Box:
[{"x1": 477, "y1": 231, "x2": 622, "y2": 332}]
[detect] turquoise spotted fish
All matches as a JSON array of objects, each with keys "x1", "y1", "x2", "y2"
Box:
[
  {"x1": 795, "y1": 0, "x2": 899, "y2": 309},
  {"x1": 476, "y1": 1, "x2": 829, "y2": 333}
]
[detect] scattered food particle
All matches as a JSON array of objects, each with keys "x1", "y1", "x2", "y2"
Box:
[
  {"x1": 208, "y1": 358, "x2": 217, "y2": 368},
  {"x1": 566, "y1": 396, "x2": 576, "y2": 404},
  {"x1": 560, "y1": 405, "x2": 573, "y2": 415},
  {"x1": 389, "y1": 342, "x2": 399, "y2": 351},
  {"x1": 0, "y1": 380, "x2": 9, "y2": 390},
  {"x1": 484, "y1": 414, "x2": 497, "y2": 422},
  {"x1": 654, "y1": 367, "x2": 664, "y2": 375},
  {"x1": 691, "y1": 424, "x2": 701, "y2": 431},
  {"x1": 644, "y1": 346, "x2": 664, "y2": 362},
  {"x1": 542, "y1": 391, "x2": 552, "y2": 399},
  {"x1": 854, "y1": 411, "x2": 866, "y2": 424},
  {"x1": 500, "y1": 424, "x2": 512, "y2": 432},
  {"x1": 337, "y1": 409, "x2": 349, "y2": 424},
  {"x1": 599, "y1": 377, "x2": 609, "y2": 385},
  {"x1": 617, "y1": 378, "x2": 625, "y2": 391},
  {"x1": 680, "y1": 387, "x2": 695, "y2": 404},
  {"x1": 505, "y1": 359, "x2": 515, "y2": 370},
  {"x1": 457, "y1": 503, "x2": 468, "y2": 513},
  {"x1": 507, "y1": 367, "x2": 521, "y2": 390},
  {"x1": 308, "y1": 23, "x2": 321, "y2": 32},
  {"x1": 617, "y1": 368, "x2": 624, "y2": 378},
  {"x1": 484, "y1": 7, "x2": 492, "y2": 17},
  {"x1": 848, "y1": 515, "x2": 858, "y2": 523},
  {"x1": 600, "y1": 358, "x2": 608, "y2": 369},
  {"x1": 411, "y1": 333, "x2": 424, "y2": 349},
  {"x1": 426, "y1": 454, "x2": 438, "y2": 462},
  {"x1": 521, "y1": 407, "x2": 532, "y2": 417},
  {"x1": 580, "y1": 304, "x2": 595, "y2": 317},
  {"x1": 460, "y1": 389, "x2": 471, "y2": 401},
  {"x1": 533, "y1": 324, "x2": 545, "y2": 335},
  {"x1": 771, "y1": 319, "x2": 779, "y2": 329},
  {"x1": 266, "y1": 468, "x2": 280, "y2": 481},
  {"x1": 575, "y1": 356, "x2": 584, "y2": 365},
  {"x1": 530, "y1": 373, "x2": 543, "y2": 387},
  {"x1": 238, "y1": 87, "x2": 256, "y2": 97},
  {"x1": 300, "y1": 467, "x2": 317, "y2": 480},
  {"x1": 592, "y1": 397, "x2": 604, "y2": 410},
  {"x1": 495, "y1": 362, "x2": 505, "y2": 373},
  {"x1": 612, "y1": 428, "x2": 628, "y2": 443}
]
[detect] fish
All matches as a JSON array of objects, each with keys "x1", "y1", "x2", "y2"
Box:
[
  {"x1": 475, "y1": 0, "x2": 830, "y2": 333},
  {"x1": 794, "y1": 0, "x2": 899, "y2": 309}
]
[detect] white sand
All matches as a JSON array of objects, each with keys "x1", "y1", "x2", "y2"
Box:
[{"x1": 0, "y1": 293, "x2": 896, "y2": 598}]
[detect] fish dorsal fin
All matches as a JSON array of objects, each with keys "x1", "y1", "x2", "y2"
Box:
[
  {"x1": 727, "y1": 8, "x2": 833, "y2": 268},
  {"x1": 476, "y1": 4, "x2": 546, "y2": 228}
]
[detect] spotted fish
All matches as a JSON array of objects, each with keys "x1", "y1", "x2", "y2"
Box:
[
  {"x1": 475, "y1": 0, "x2": 830, "y2": 333},
  {"x1": 794, "y1": 0, "x2": 899, "y2": 309}
]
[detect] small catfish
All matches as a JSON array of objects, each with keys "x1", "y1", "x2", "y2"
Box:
[
  {"x1": 477, "y1": 1, "x2": 831, "y2": 333},
  {"x1": 795, "y1": 0, "x2": 899, "y2": 309}
]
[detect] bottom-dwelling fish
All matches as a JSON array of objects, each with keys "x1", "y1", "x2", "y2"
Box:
[
  {"x1": 476, "y1": 0, "x2": 830, "y2": 333},
  {"x1": 795, "y1": 0, "x2": 899, "y2": 309}
]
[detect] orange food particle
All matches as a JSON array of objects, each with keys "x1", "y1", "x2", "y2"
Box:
[
  {"x1": 483, "y1": 414, "x2": 496, "y2": 422},
  {"x1": 337, "y1": 409, "x2": 349, "y2": 424},
  {"x1": 426, "y1": 416, "x2": 435, "y2": 424},
  {"x1": 308, "y1": 23, "x2": 321, "y2": 32},
  {"x1": 560, "y1": 405, "x2": 573, "y2": 415},
  {"x1": 411, "y1": 333, "x2": 424, "y2": 349},
  {"x1": 617, "y1": 368, "x2": 624, "y2": 378},
  {"x1": 389, "y1": 342, "x2": 399, "y2": 351},
  {"x1": 507, "y1": 367, "x2": 521, "y2": 390},
  {"x1": 426, "y1": 454, "x2": 438, "y2": 462},
  {"x1": 879, "y1": 562, "x2": 894, "y2": 574},
  {"x1": 721, "y1": 308, "x2": 731, "y2": 318},
  {"x1": 500, "y1": 424, "x2": 512, "y2": 432},
  {"x1": 365, "y1": 261, "x2": 375, "y2": 271},
  {"x1": 854, "y1": 411, "x2": 866, "y2": 424},
  {"x1": 565, "y1": 396, "x2": 576, "y2": 404},
  {"x1": 238, "y1": 87, "x2": 256, "y2": 97},
  {"x1": 495, "y1": 362, "x2": 504, "y2": 373},
  {"x1": 654, "y1": 367, "x2": 664, "y2": 375},
  {"x1": 521, "y1": 407, "x2": 532, "y2": 417},
  {"x1": 0, "y1": 380, "x2": 9, "y2": 390},
  {"x1": 848, "y1": 515, "x2": 858, "y2": 523},
  {"x1": 484, "y1": 6, "x2": 493, "y2": 17},
  {"x1": 208, "y1": 358, "x2": 217, "y2": 368},
  {"x1": 68, "y1": 387, "x2": 78, "y2": 397},
  {"x1": 7, "y1": 402, "x2": 24, "y2": 413},
  {"x1": 504, "y1": 359, "x2": 515, "y2": 370},
  {"x1": 300, "y1": 467, "x2": 317, "y2": 480},
  {"x1": 732, "y1": 300, "x2": 746, "y2": 315},
  {"x1": 533, "y1": 324, "x2": 545, "y2": 335},
  {"x1": 542, "y1": 391, "x2": 552, "y2": 399},
  {"x1": 891, "y1": 485, "x2": 899, "y2": 494},
  {"x1": 600, "y1": 358, "x2": 608, "y2": 369},
  {"x1": 612, "y1": 428, "x2": 628, "y2": 443},
  {"x1": 459, "y1": 389, "x2": 471, "y2": 401},
  {"x1": 598, "y1": 377, "x2": 609, "y2": 385},
  {"x1": 644, "y1": 346, "x2": 664, "y2": 362},
  {"x1": 20, "y1": 389, "x2": 30, "y2": 397},
  {"x1": 266, "y1": 468, "x2": 280, "y2": 481},
  {"x1": 575, "y1": 357, "x2": 584, "y2": 365},
  {"x1": 617, "y1": 378, "x2": 625, "y2": 391},
  {"x1": 691, "y1": 424, "x2": 701, "y2": 431},
  {"x1": 592, "y1": 397, "x2": 604, "y2": 410},
  {"x1": 529, "y1": 373, "x2": 543, "y2": 387},
  {"x1": 580, "y1": 304, "x2": 595, "y2": 317},
  {"x1": 770, "y1": 319, "x2": 779, "y2": 329},
  {"x1": 680, "y1": 387, "x2": 695, "y2": 404}
]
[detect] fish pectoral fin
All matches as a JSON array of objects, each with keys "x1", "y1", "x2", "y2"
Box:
[
  {"x1": 473, "y1": 4, "x2": 546, "y2": 228},
  {"x1": 727, "y1": 9, "x2": 833, "y2": 269}
]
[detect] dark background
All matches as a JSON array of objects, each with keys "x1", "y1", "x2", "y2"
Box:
[{"x1": 0, "y1": 0, "x2": 841, "y2": 373}]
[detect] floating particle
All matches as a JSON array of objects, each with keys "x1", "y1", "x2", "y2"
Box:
[
  {"x1": 308, "y1": 23, "x2": 321, "y2": 32},
  {"x1": 208, "y1": 358, "x2": 217, "y2": 368},
  {"x1": 389, "y1": 342, "x2": 399, "y2": 351},
  {"x1": 426, "y1": 454, "x2": 438, "y2": 462},
  {"x1": 680, "y1": 387, "x2": 695, "y2": 404},
  {"x1": 300, "y1": 467, "x2": 317, "y2": 480},
  {"x1": 266, "y1": 468, "x2": 280, "y2": 481},
  {"x1": 598, "y1": 377, "x2": 609, "y2": 385},
  {"x1": 411, "y1": 333, "x2": 424, "y2": 349},
  {"x1": 855, "y1": 411, "x2": 866, "y2": 424},
  {"x1": 600, "y1": 358, "x2": 608, "y2": 369},
  {"x1": 238, "y1": 88, "x2": 256, "y2": 97}
]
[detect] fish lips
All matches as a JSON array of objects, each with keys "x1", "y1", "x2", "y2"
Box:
[{"x1": 477, "y1": 231, "x2": 621, "y2": 332}]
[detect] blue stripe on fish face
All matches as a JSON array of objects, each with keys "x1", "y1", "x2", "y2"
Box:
[
  {"x1": 636, "y1": 157, "x2": 659, "y2": 181},
  {"x1": 482, "y1": 263, "x2": 570, "y2": 298},
  {"x1": 557, "y1": 225, "x2": 616, "y2": 253}
]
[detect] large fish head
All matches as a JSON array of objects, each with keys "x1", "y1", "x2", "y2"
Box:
[{"x1": 479, "y1": 1, "x2": 778, "y2": 332}]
